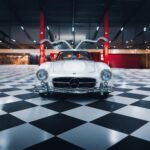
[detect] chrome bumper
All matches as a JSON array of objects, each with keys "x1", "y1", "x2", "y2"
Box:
[{"x1": 34, "y1": 82, "x2": 113, "y2": 94}]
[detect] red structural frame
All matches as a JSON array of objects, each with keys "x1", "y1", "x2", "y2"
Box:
[
  {"x1": 39, "y1": 11, "x2": 110, "y2": 65},
  {"x1": 104, "y1": 12, "x2": 109, "y2": 64},
  {"x1": 40, "y1": 11, "x2": 45, "y2": 64}
]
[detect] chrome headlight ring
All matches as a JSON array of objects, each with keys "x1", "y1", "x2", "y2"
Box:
[
  {"x1": 101, "y1": 69, "x2": 112, "y2": 81},
  {"x1": 36, "y1": 69, "x2": 48, "y2": 81}
]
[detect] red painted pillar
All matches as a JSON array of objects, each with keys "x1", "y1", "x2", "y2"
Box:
[
  {"x1": 40, "y1": 10, "x2": 45, "y2": 64},
  {"x1": 104, "y1": 12, "x2": 109, "y2": 64}
]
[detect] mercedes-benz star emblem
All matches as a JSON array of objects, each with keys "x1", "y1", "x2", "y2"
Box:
[{"x1": 69, "y1": 78, "x2": 79, "y2": 88}]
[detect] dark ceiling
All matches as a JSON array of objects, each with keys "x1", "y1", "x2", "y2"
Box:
[{"x1": 0, "y1": 0, "x2": 150, "y2": 49}]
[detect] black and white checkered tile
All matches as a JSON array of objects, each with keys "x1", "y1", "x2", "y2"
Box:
[{"x1": 0, "y1": 65, "x2": 150, "y2": 150}]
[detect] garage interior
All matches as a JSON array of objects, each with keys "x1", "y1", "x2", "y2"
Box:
[{"x1": 0, "y1": 0, "x2": 150, "y2": 149}]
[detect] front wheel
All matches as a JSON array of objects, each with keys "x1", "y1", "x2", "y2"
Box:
[
  {"x1": 93, "y1": 92, "x2": 109, "y2": 99},
  {"x1": 101, "y1": 92, "x2": 109, "y2": 98},
  {"x1": 39, "y1": 93, "x2": 48, "y2": 98},
  {"x1": 97, "y1": 92, "x2": 109, "y2": 100}
]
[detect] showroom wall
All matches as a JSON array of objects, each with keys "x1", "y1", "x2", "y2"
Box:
[{"x1": 0, "y1": 49, "x2": 150, "y2": 68}]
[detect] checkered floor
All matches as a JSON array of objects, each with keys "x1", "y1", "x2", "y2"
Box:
[{"x1": 0, "y1": 65, "x2": 150, "y2": 150}]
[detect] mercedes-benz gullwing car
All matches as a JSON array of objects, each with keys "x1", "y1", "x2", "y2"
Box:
[{"x1": 34, "y1": 50, "x2": 113, "y2": 97}]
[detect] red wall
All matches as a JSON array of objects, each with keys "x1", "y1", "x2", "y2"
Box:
[
  {"x1": 90, "y1": 53, "x2": 144, "y2": 68},
  {"x1": 109, "y1": 54, "x2": 143, "y2": 68}
]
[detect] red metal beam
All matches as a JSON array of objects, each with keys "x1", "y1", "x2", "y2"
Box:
[
  {"x1": 40, "y1": 11, "x2": 45, "y2": 64},
  {"x1": 104, "y1": 12, "x2": 109, "y2": 64}
]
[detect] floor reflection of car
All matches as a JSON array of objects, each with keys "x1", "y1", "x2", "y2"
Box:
[{"x1": 34, "y1": 50, "x2": 113, "y2": 98}]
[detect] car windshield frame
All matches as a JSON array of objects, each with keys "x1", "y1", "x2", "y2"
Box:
[{"x1": 56, "y1": 51, "x2": 92, "y2": 61}]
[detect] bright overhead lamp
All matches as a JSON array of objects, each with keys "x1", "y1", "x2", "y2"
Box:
[
  {"x1": 109, "y1": 41, "x2": 111, "y2": 43},
  {"x1": 144, "y1": 27, "x2": 147, "y2": 32},
  {"x1": 121, "y1": 27, "x2": 124, "y2": 31},
  {"x1": 12, "y1": 39, "x2": 16, "y2": 42},
  {"x1": 0, "y1": 40, "x2": 2, "y2": 43},
  {"x1": 96, "y1": 26, "x2": 100, "y2": 31},
  {"x1": 21, "y1": 26, "x2": 24, "y2": 30},
  {"x1": 33, "y1": 40, "x2": 36, "y2": 43},
  {"x1": 72, "y1": 27, "x2": 75, "y2": 32},
  {"x1": 145, "y1": 41, "x2": 148, "y2": 44},
  {"x1": 46, "y1": 26, "x2": 50, "y2": 31},
  {"x1": 126, "y1": 41, "x2": 129, "y2": 44}
]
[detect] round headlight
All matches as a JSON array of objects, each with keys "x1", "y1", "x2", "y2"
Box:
[
  {"x1": 101, "y1": 69, "x2": 112, "y2": 81},
  {"x1": 36, "y1": 69, "x2": 48, "y2": 81}
]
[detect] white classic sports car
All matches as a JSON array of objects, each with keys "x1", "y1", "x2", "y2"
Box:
[{"x1": 34, "y1": 50, "x2": 113, "y2": 97}]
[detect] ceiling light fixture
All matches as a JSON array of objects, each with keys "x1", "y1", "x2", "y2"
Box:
[
  {"x1": 121, "y1": 27, "x2": 124, "y2": 31},
  {"x1": 33, "y1": 40, "x2": 36, "y2": 43},
  {"x1": 21, "y1": 26, "x2": 24, "y2": 30},
  {"x1": 47, "y1": 26, "x2": 50, "y2": 31},
  {"x1": 12, "y1": 39, "x2": 16, "y2": 42},
  {"x1": 72, "y1": 27, "x2": 75, "y2": 32},
  {"x1": 0, "y1": 40, "x2": 2, "y2": 43},
  {"x1": 145, "y1": 41, "x2": 148, "y2": 44},
  {"x1": 96, "y1": 26, "x2": 100, "y2": 31},
  {"x1": 144, "y1": 27, "x2": 147, "y2": 32}
]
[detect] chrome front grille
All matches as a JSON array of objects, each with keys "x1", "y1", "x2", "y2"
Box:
[{"x1": 53, "y1": 77, "x2": 96, "y2": 89}]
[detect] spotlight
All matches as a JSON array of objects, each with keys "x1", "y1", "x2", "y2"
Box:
[
  {"x1": 21, "y1": 26, "x2": 24, "y2": 30},
  {"x1": 144, "y1": 27, "x2": 147, "y2": 32},
  {"x1": 145, "y1": 41, "x2": 148, "y2": 44},
  {"x1": 33, "y1": 40, "x2": 36, "y2": 43},
  {"x1": 72, "y1": 27, "x2": 75, "y2": 32},
  {"x1": 46, "y1": 26, "x2": 50, "y2": 31},
  {"x1": 12, "y1": 39, "x2": 16, "y2": 42},
  {"x1": 121, "y1": 27, "x2": 124, "y2": 31},
  {"x1": 96, "y1": 26, "x2": 100, "y2": 31}
]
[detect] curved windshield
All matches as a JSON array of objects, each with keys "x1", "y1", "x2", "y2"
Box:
[{"x1": 57, "y1": 51, "x2": 92, "y2": 61}]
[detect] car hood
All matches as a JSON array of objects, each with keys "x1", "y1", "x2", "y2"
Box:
[{"x1": 53, "y1": 60, "x2": 95, "y2": 73}]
